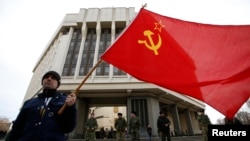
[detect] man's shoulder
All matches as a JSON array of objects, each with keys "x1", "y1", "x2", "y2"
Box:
[
  {"x1": 56, "y1": 92, "x2": 67, "y2": 97},
  {"x1": 24, "y1": 97, "x2": 40, "y2": 104}
]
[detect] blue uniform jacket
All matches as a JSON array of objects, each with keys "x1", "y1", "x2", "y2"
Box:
[{"x1": 6, "y1": 90, "x2": 77, "y2": 141}]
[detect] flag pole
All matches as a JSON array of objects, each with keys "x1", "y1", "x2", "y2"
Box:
[
  {"x1": 58, "y1": 59, "x2": 103, "y2": 114},
  {"x1": 142, "y1": 3, "x2": 147, "y2": 8}
]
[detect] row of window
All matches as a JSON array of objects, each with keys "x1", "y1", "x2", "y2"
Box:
[{"x1": 62, "y1": 28, "x2": 126, "y2": 76}]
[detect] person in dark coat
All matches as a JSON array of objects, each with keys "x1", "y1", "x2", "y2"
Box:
[
  {"x1": 157, "y1": 111, "x2": 171, "y2": 141},
  {"x1": 147, "y1": 124, "x2": 152, "y2": 141},
  {"x1": 5, "y1": 71, "x2": 77, "y2": 141},
  {"x1": 224, "y1": 117, "x2": 242, "y2": 125}
]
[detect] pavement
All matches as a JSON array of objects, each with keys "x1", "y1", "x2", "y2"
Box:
[
  {"x1": 1, "y1": 135, "x2": 203, "y2": 141},
  {"x1": 68, "y1": 136, "x2": 203, "y2": 141}
]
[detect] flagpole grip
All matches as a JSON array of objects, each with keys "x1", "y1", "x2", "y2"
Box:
[
  {"x1": 58, "y1": 103, "x2": 67, "y2": 114},
  {"x1": 57, "y1": 60, "x2": 103, "y2": 115}
]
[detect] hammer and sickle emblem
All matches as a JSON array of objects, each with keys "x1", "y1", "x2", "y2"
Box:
[{"x1": 138, "y1": 30, "x2": 162, "y2": 55}]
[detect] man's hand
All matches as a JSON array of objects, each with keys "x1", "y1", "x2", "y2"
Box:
[{"x1": 65, "y1": 93, "x2": 76, "y2": 106}]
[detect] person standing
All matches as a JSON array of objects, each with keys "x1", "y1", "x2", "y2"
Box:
[
  {"x1": 85, "y1": 113, "x2": 98, "y2": 141},
  {"x1": 147, "y1": 124, "x2": 152, "y2": 141},
  {"x1": 104, "y1": 128, "x2": 109, "y2": 139},
  {"x1": 128, "y1": 111, "x2": 140, "y2": 141},
  {"x1": 5, "y1": 71, "x2": 77, "y2": 141},
  {"x1": 109, "y1": 126, "x2": 114, "y2": 139},
  {"x1": 157, "y1": 111, "x2": 171, "y2": 141},
  {"x1": 197, "y1": 109, "x2": 211, "y2": 141},
  {"x1": 115, "y1": 113, "x2": 127, "y2": 141},
  {"x1": 100, "y1": 127, "x2": 105, "y2": 139}
]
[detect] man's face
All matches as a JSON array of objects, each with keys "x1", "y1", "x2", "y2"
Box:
[
  {"x1": 130, "y1": 113, "x2": 135, "y2": 118},
  {"x1": 42, "y1": 74, "x2": 58, "y2": 89}
]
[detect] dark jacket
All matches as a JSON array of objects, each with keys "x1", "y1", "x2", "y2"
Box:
[
  {"x1": 6, "y1": 89, "x2": 77, "y2": 141},
  {"x1": 157, "y1": 116, "x2": 171, "y2": 133}
]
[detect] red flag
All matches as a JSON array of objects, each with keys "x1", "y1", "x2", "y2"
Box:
[{"x1": 101, "y1": 8, "x2": 250, "y2": 119}]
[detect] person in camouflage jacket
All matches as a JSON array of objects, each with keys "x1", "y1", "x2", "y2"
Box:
[
  {"x1": 85, "y1": 113, "x2": 98, "y2": 141},
  {"x1": 115, "y1": 113, "x2": 127, "y2": 141},
  {"x1": 129, "y1": 111, "x2": 140, "y2": 141},
  {"x1": 197, "y1": 109, "x2": 211, "y2": 141}
]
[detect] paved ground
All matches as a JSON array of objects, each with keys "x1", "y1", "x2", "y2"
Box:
[
  {"x1": 1, "y1": 135, "x2": 203, "y2": 141},
  {"x1": 169, "y1": 136, "x2": 202, "y2": 141},
  {"x1": 68, "y1": 136, "x2": 203, "y2": 141}
]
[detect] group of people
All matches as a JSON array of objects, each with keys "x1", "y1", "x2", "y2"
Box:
[
  {"x1": 99, "y1": 126, "x2": 114, "y2": 139},
  {"x1": 84, "y1": 111, "x2": 140, "y2": 141},
  {"x1": 5, "y1": 70, "x2": 242, "y2": 141},
  {"x1": 3, "y1": 70, "x2": 173, "y2": 141},
  {"x1": 85, "y1": 110, "x2": 172, "y2": 141},
  {"x1": 2, "y1": 71, "x2": 153, "y2": 141}
]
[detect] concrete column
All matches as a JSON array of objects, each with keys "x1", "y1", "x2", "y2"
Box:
[
  {"x1": 73, "y1": 98, "x2": 88, "y2": 138},
  {"x1": 127, "y1": 97, "x2": 160, "y2": 138},
  {"x1": 147, "y1": 97, "x2": 160, "y2": 137},
  {"x1": 170, "y1": 104, "x2": 181, "y2": 136},
  {"x1": 184, "y1": 109, "x2": 194, "y2": 135}
]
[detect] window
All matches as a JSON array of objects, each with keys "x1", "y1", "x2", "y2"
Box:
[
  {"x1": 79, "y1": 29, "x2": 96, "y2": 76},
  {"x1": 96, "y1": 28, "x2": 111, "y2": 76},
  {"x1": 62, "y1": 29, "x2": 82, "y2": 76}
]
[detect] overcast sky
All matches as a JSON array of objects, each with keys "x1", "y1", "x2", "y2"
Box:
[{"x1": 0, "y1": 0, "x2": 250, "y2": 124}]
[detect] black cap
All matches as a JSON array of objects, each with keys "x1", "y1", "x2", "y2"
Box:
[
  {"x1": 42, "y1": 71, "x2": 61, "y2": 87},
  {"x1": 199, "y1": 109, "x2": 205, "y2": 112},
  {"x1": 118, "y1": 113, "x2": 122, "y2": 116},
  {"x1": 131, "y1": 111, "x2": 137, "y2": 115},
  {"x1": 160, "y1": 111, "x2": 166, "y2": 114}
]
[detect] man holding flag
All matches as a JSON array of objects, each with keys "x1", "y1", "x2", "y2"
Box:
[{"x1": 6, "y1": 71, "x2": 77, "y2": 141}]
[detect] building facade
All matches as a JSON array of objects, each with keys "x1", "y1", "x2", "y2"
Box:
[{"x1": 24, "y1": 7, "x2": 203, "y2": 139}]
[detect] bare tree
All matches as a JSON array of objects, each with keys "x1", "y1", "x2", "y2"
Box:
[
  {"x1": 0, "y1": 117, "x2": 11, "y2": 131},
  {"x1": 216, "y1": 118, "x2": 225, "y2": 124},
  {"x1": 236, "y1": 111, "x2": 250, "y2": 124},
  {"x1": 214, "y1": 99, "x2": 250, "y2": 125},
  {"x1": 246, "y1": 99, "x2": 250, "y2": 109}
]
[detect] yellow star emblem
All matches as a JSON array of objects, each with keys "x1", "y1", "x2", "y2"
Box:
[{"x1": 154, "y1": 20, "x2": 165, "y2": 32}]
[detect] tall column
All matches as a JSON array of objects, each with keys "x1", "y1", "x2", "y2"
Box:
[
  {"x1": 127, "y1": 97, "x2": 150, "y2": 138},
  {"x1": 170, "y1": 104, "x2": 181, "y2": 136},
  {"x1": 147, "y1": 97, "x2": 160, "y2": 137},
  {"x1": 127, "y1": 97, "x2": 161, "y2": 138},
  {"x1": 72, "y1": 98, "x2": 88, "y2": 138},
  {"x1": 184, "y1": 109, "x2": 194, "y2": 135}
]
